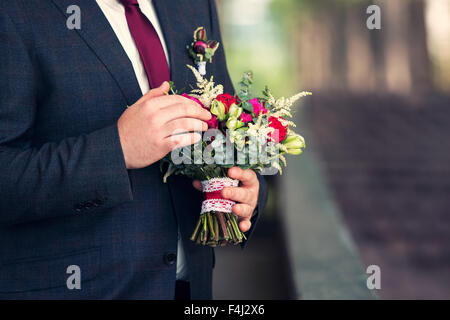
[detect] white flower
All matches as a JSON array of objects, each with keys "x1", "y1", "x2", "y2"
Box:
[{"x1": 187, "y1": 65, "x2": 223, "y2": 108}]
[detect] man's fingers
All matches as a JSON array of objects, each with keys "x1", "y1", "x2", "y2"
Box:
[
  {"x1": 228, "y1": 167, "x2": 257, "y2": 186},
  {"x1": 144, "y1": 94, "x2": 198, "y2": 111},
  {"x1": 222, "y1": 186, "x2": 251, "y2": 204},
  {"x1": 159, "y1": 103, "x2": 212, "y2": 123},
  {"x1": 146, "y1": 81, "x2": 170, "y2": 99},
  {"x1": 165, "y1": 132, "x2": 202, "y2": 150},
  {"x1": 192, "y1": 180, "x2": 203, "y2": 191},
  {"x1": 163, "y1": 118, "x2": 208, "y2": 138},
  {"x1": 232, "y1": 203, "x2": 253, "y2": 219},
  {"x1": 238, "y1": 219, "x2": 251, "y2": 233},
  {"x1": 137, "y1": 81, "x2": 170, "y2": 103}
]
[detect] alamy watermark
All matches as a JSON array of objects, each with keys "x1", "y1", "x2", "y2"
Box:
[
  {"x1": 366, "y1": 265, "x2": 381, "y2": 290},
  {"x1": 169, "y1": 128, "x2": 285, "y2": 176},
  {"x1": 66, "y1": 5, "x2": 81, "y2": 30},
  {"x1": 366, "y1": 5, "x2": 381, "y2": 30},
  {"x1": 66, "y1": 265, "x2": 81, "y2": 290}
]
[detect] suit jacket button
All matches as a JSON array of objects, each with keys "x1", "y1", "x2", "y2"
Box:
[
  {"x1": 84, "y1": 201, "x2": 93, "y2": 209},
  {"x1": 74, "y1": 204, "x2": 83, "y2": 212},
  {"x1": 164, "y1": 253, "x2": 177, "y2": 266}
]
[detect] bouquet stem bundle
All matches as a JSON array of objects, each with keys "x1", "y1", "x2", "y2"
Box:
[
  {"x1": 189, "y1": 176, "x2": 247, "y2": 246},
  {"x1": 190, "y1": 211, "x2": 246, "y2": 246}
]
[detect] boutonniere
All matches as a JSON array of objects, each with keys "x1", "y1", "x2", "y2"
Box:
[{"x1": 187, "y1": 27, "x2": 220, "y2": 76}]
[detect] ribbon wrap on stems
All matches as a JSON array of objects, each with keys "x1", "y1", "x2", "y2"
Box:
[
  {"x1": 190, "y1": 177, "x2": 246, "y2": 246},
  {"x1": 200, "y1": 178, "x2": 239, "y2": 214}
]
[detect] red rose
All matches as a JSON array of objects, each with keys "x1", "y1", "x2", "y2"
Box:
[
  {"x1": 215, "y1": 93, "x2": 237, "y2": 113},
  {"x1": 268, "y1": 116, "x2": 288, "y2": 143}
]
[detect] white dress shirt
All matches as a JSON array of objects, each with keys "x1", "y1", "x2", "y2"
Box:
[{"x1": 96, "y1": 0, "x2": 188, "y2": 280}]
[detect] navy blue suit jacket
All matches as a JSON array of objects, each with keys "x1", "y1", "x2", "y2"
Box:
[{"x1": 0, "y1": 0, "x2": 267, "y2": 299}]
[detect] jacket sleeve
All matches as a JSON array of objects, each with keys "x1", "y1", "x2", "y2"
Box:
[
  {"x1": 0, "y1": 10, "x2": 133, "y2": 226},
  {"x1": 208, "y1": 0, "x2": 269, "y2": 246}
]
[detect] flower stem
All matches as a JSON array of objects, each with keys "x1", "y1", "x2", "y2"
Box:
[
  {"x1": 214, "y1": 214, "x2": 219, "y2": 242},
  {"x1": 190, "y1": 217, "x2": 202, "y2": 242},
  {"x1": 227, "y1": 220, "x2": 236, "y2": 243},
  {"x1": 230, "y1": 213, "x2": 243, "y2": 242},
  {"x1": 207, "y1": 212, "x2": 215, "y2": 239},
  {"x1": 216, "y1": 212, "x2": 229, "y2": 241},
  {"x1": 202, "y1": 214, "x2": 208, "y2": 244}
]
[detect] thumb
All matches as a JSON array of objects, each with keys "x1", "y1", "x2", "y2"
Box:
[
  {"x1": 138, "y1": 81, "x2": 170, "y2": 103},
  {"x1": 192, "y1": 180, "x2": 203, "y2": 192}
]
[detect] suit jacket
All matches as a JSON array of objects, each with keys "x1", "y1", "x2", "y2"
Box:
[{"x1": 0, "y1": 0, "x2": 267, "y2": 299}]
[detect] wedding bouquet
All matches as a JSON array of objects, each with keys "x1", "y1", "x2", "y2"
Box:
[{"x1": 160, "y1": 28, "x2": 311, "y2": 247}]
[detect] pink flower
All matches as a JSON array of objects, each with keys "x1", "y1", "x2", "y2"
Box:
[
  {"x1": 240, "y1": 113, "x2": 253, "y2": 123},
  {"x1": 181, "y1": 93, "x2": 204, "y2": 108},
  {"x1": 182, "y1": 93, "x2": 217, "y2": 128},
  {"x1": 249, "y1": 98, "x2": 267, "y2": 116},
  {"x1": 206, "y1": 115, "x2": 219, "y2": 129}
]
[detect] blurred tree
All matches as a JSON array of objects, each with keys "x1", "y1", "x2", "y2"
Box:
[
  {"x1": 425, "y1": 0, "x2": 450, "y2": 92},
  {"x1": 270, "y1": 0, "x2": 434, "y2": 96},
  {"x1": 383, "y1": 0, "x2": 413, "y2": 94},
  {"x1": 345, "y1": 2, "x2": 377, "y2": 91},
  {"x1": 216, "y1": 0, "x2": 299, "y2": 97},
  {"x1": 407, "y1": 0, "x2": 432, "y2": 94}
]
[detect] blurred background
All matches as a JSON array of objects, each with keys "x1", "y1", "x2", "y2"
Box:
[{"x1": 213, "y1": 0, "x2": 450, "y2": 299}]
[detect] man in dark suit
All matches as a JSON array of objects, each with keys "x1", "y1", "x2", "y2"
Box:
[{"x1": 0, "y1": 0, "x2": 267, "y2": 299}]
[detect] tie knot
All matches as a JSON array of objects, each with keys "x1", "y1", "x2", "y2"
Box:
[{"x1": 120, "y1": 0, "x2": 138, "y2": 6}]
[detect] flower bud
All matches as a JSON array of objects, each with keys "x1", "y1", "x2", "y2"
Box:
[
  {"x1": 286, "y1": 148, "x2": 303, "y2": 155},
  {"x1": 194, "y1": 27, "x2": 207, "y2": 41},
  {"x1": 228, "y1": 103, "x2": 243, "y2": 119},
  {"x1": 210, "y1": 100, "x2": 226, "y2": 121},
  {"x1": 226, "y1": 118, "x2": 244, "y2": 130},
  {"x1": 194, "y1": 41, "x2": 207, "y2": 54},
  {"x1": 282, "y1": 134, "x2": 305, "y2": 150},
  {"x1": 207, "y1": 40, "x2": 219, "y2": 50}
]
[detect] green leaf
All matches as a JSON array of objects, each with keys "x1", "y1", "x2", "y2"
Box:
[
  {"x1": 213, "y1": 167, "x2": 221, "y2": 177},
  {"x1": 242, "y1": 101, "x2": 254, "y2": 112}
]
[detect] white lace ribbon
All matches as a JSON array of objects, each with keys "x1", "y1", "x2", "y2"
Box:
[{"x1": 200, "y1": 177, "x2": 239, "y2": 214}]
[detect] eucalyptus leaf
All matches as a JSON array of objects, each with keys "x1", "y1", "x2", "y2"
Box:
[{"x1": 242, "y1": 101, "x2": 254, "y2": 112}]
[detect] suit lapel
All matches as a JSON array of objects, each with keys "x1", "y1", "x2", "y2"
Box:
[{"x1": 50, "y1": 0, "x2": 143, "y2": 105}]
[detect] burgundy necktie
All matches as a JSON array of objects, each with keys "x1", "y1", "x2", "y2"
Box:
[{"x1": 120, "y1": 0, "x2": 170, "y2": 88}]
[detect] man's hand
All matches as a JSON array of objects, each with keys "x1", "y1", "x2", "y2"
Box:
[
  {"x1": 118, "y1": 82, "x2": 212, "y2": 169},
  {"x1": 193, "y1": 167, "x2": 259, "y2": 233}
]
